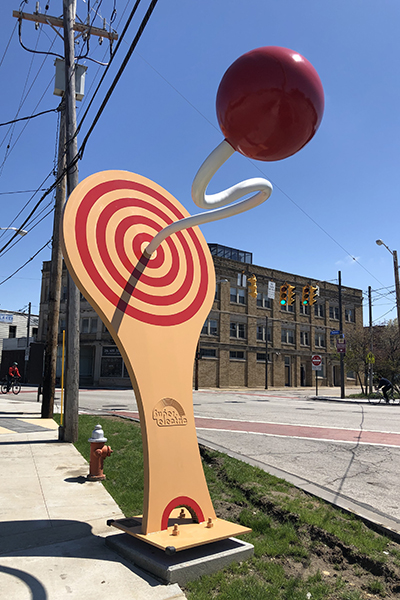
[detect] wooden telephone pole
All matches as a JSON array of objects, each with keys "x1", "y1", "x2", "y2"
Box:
[{"x1": 13, "y1": 2, "x2": 117, "y2": 439}]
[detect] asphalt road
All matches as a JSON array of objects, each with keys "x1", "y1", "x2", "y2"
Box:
[{"x1": 68, "y1": 386, "x2": 400, "y2": 529}]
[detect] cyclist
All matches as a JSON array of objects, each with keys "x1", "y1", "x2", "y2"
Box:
[
  {"x1": 7, "y1": 362, "x2": 21, "y2": 392},
  {"x1": 376, "y1": 375, "x2": 393, "y2": 403}
]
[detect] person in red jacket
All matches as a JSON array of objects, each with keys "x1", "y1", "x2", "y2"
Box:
[{"x1": 7, "y1": 362, "x2": 21, "y2": 392}]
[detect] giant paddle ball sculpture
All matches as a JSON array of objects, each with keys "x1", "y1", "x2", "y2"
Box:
[{"x1": 61, "y1": 47, "x2": 324, "y2": 553}]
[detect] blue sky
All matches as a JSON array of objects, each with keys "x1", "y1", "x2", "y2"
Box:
[{"x1": 0, "y1": 0, "x2": 399, "y2": 324}]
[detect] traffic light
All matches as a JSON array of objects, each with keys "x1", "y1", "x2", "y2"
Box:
[
  {"x1": 248, "y1": 274, "x2": 257, "y2": 298},
  {"x1": 302, "y1": 285, "x2": 310, "y2": 305},
  {"x1": 280, "y1": 283, "x2": 288, "y2": 305},
  {"x1": 309, "y1": 285, "x2": 319, "y2": 305},
  {"x1": 287, "y1": 284, "x2": 296, "y2": 305}
]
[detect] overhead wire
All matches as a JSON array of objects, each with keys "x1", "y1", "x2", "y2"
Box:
[
  {"x1": 0, "y1": 107, "x2": 59, "y2": 128},
  {"x1": 0, "y1": 239, "x2": 52, "y2": 287},
  {"x1": 78, "y1": 0, "x2": 160, "y2": 159},
  {"x1": 0, "y1": 0, "x2": 158, "y2": 264},
  {"x1": 0, "y1": 21, "x2": 18, "y2": 69},
  {"x1": 75, "y1": 0, "x2": 143, "y2": 138},
  {"x1": 135, "y1": 52, "x2": 388, "y2": 292},
  {"x1": 0, "y1": 24, "x2": 59, "y2": 178}
]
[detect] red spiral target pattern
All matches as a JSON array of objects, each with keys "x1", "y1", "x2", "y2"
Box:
[{"x1": 73, "y1": 176, "x2": 210, "y2": 326}]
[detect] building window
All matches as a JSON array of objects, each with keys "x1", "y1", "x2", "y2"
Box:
[
  {"x1": 345, "y1": 308, "x2": 355, "y2": 323},
  {"x1": 59, "y1": 319, "x2": 66, "y2": 333},
  {"x1": 208, "y1": 244, "x2": 252, "y2": 264},
  {"x1": 237, "y1": 272, "x2": 246, "y2": 287},
  {"x1": 202, "y1": 318, "x2": 218, "y2": 336},
  {"x1": 300, "y1": 330, "x2": 309, "y2": 346},
  {"x1": 199, "y1": 348, "x2": 217, "y2": 359},
  {"x1": 257, "y1": 325, "x2": 272, "y2": 342},
  {"x1": 230, "y1": 350, "x2": 245, "y2": 360},
  {"x1": 256, "y1": 352, "x2": 272, "y2": 362},
  {"x1": 100, "y1": 346, "x2": 126, "y2": 377},
  {"x1": 81, "y1": 317, "x2": 98, "y2": 333},
  {"x1": 314, "y1": 304, "x2": 325, "y2": 318},
  {"x1": 329, "y1": 305, "x2": 339, "y2": 320},
  {"x1": 315, "y1": 331, "x2": 326, "y2": 348},
  {"x1": 281, "y1": 303, "x2": 294, "y2": 313},
  {"x1": 257, "y1": 293, "x2": 271, "y2": 309},
  {"x1": 62, "y1": 286, "x2": 67, "y2": 301},
  {"x1": 9, "y1": 325, "x2": 16, "y2": 338},
  {"x1": 32, "y1": 327, "x2": 38, "y2": 339},
  {"x1": 230, "y1": 321, "x2": 246, "y2": 339},
  {"x1": 281, "y1": 328, "x2": 295, "y2": 344},
  {"x1": 230, "y1": 287, "x2": 246, "y2": 304},
  {"x1": 299, "y1": 304, "x2": 309, "y2": 315}
]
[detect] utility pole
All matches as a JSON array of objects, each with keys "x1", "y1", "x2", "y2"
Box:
[
  {"x1": 368, "y1": 286, "x2": 373, "y2": 395},
  {"x1": 338, "y1": 271, "x2": 345, "y2": 399},
  {"x1": 62, "y1": 0, "x2": 80, "y2": 443},
  {"x1": 41, "y1": 102, "x2": 66, "y2": 419},
  {"x1": 376, "y1": 240, "x2": 400, "y2": 339},
  {"x1": 13, "y1": 4, "x2": 117, "y2": 438},
  {"x1": 393, "y1": 249, "x2": 400, "y2": 338}
]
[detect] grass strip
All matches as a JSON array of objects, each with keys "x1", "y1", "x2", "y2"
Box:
[{"x1": 60, "y1": 414, "x2": 400, "y2": 599}]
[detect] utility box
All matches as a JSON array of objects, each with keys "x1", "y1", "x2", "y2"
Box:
[{"x1": 54, "y1": 58, "x2": 87, "y2": 101}]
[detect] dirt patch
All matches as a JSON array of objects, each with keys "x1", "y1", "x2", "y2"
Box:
[{"x1": 198, "y1": 445, "x2": 400, "y2": 599}]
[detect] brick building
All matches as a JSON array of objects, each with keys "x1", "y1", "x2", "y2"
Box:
[
  {"x1": 38, "y1": 244, "x2": 363, "y2": 388},
  {"x1": 198, "y1": 244, "x2": 363, "y2": 388}
]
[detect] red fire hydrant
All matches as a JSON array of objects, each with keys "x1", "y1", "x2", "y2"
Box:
[{"x1": 87, "y1": 424, "x2": 113, "y2": 481}]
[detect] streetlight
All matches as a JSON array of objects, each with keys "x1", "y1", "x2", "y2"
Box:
[
  {"x1": 0, "y1": 227, "x2": 28, "y2": 236},
  {"x1": 376, "y1": 239, "x2": 400, "y2": 337}
]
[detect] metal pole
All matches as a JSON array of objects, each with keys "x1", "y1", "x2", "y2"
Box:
[
  {"x1": 338, "y1": 271, "x2": 345, "y2": 399},
  {"x1": 368, "y1": 286, "x2": 373, "y2": 395},
  {"x1": 265, "y1": 316, "x2": 268, "y2": 389},
  {"x1": 42, "y1": 101, "x2": 66, "y2": 419},
  {"x1": 194, "y1": 342, "x2": 199, "y2": 391},
  {"x1": 315, "y1": 368, "x2": 318, "y2": 397},
  {"x1": 25, "y1": 302, "x2": 31, "y2": 382},
  {"x1": 392, "y1": 250, "x2": 400, "y2": 339},
  {"x1": 63, "y1": 0, "x2": 80, "y2": 443}
]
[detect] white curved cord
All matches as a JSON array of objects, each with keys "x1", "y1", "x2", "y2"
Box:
[{"x1": 144, "y1": 139, "x2": 273, "y2": 257}]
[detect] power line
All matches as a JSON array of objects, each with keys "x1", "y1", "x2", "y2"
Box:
[
  {"x1": 135, "y1": 46, "x2": 389, "y2": 292},
  {"x1": 0, "y1": 107, "x2": 58, "y2": 127},
  {"x1": 0, "y1": 0, "x2": 157, "y2": 263},
  {"x1": 0, "y1": 239, "x2": 51, "y2": 287},
  {"x1": 76, "y1": 0, "x2": 143, "y2": 138},
  {"x1": 0, "y1": 189, "x2": 48, "y2": 195},
  {"x1": 0, "y1": 171, "x2": 54, "y2": 248},
  {"x1": 0, "y1": 21, "x2": 18, "y2": 69}
]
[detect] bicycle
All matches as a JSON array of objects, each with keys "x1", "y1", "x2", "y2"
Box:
[
  {"x1": 368, "y1": 386, "x2": 398, "y2": 404},
  {"x1": 1, "y1": 377, "x2": 21, "y2": 395}
]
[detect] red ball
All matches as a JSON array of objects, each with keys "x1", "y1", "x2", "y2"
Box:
[{"x1": 216, "y1": 46, "x2": 324, "y2": 161}]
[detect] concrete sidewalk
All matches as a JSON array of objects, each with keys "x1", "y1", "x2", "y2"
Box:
[{"x1": 0, "y1": 392, "x2": 187, "y2": 600}]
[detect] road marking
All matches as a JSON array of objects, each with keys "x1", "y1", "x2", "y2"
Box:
[
  {"x1": 112, "y1": 410, "x2": 400, "y2": 448},
  {"x1": 196, "y1": 427, "x2": 400, "y2": 448}
]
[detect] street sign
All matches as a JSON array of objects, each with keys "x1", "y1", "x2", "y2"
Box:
[
  {"x1": 330, "y1": 330, "x2": 340, "y2": 335},
  {"x1": 366, "y1": 352, "x2": 375, "y2": 364},
  {"x1": 336, "y1": 339, "x2": 346, "y2": 353},
  {"x1": 267, "y1": 281, "x2": 275, "y2": 299},
  {"x1": 312, "y1": 354, "x2": 322, "y2": 370}
]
